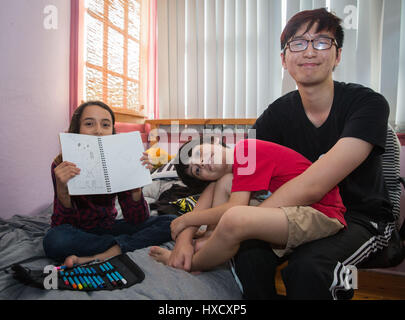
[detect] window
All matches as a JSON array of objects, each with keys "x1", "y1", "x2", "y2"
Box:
[
  {"x1": 70, "y1": 0, "x2": 157, "y2": 120},
  {"x1": 84, "y1": 0, "x2": 143, "y2": 113}
]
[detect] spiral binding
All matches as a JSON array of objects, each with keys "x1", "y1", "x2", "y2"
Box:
[{"x1": 98, "y1": 137, "x2": 111, "y2": 193}]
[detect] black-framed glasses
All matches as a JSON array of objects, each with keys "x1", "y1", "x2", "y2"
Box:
[{"x1": 285, "y1": 37, "x2": 337, "y2": 52}]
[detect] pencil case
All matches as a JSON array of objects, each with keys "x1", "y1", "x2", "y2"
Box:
[{"x1": 10, "y1": 253, "x2": 145, "y2": 291}]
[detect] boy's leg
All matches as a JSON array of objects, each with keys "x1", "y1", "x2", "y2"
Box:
[
  {"x1": 150, "y1": 206, "x2": 287, "y2": 270},
  {"x1": 189, "y1": 206, "x2": 288, "y2": 271},
  {"x1": 281, "y1": 214, "x2": 382, "y2": 299}
]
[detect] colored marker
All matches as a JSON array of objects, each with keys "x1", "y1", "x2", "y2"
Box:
[
  {"x1": 55, "y1": 265, "x2": 67, "y2": 270},
  {"x1": 106, "y1": 273, "x2": 116, "y2": 286},
  {"x1": 106, "y1": 262, "x2": 114, "y2": 270},
  {"x1": 114, "y1": 271, "x2": 127, "y2": 285},
  {"x1": 78, "y1": 276, "x2": 88, "y2": 289},
  {"x1": 73, "y1": 276, "x2": 83, "y2": 290},
  {"x1": 83, "y1": 275, "x2": 92, "y2": 288},
  {"x1": 110, "y1": 272, "x2": 122, "y2": 285},
  {"x1": 62, "y1": 276, "x2": 69, "y2": 286},
  {"x1": 92, "y1": 275, "x2": 103, "y2": 288},
  {"x1": 88, "y1": 276, "x2": 97, "y2": 289},
  {"x1": 68, "y1": 277, "x2": 77, "y2": 289},
  {"x1": 96, "y1": 275, "x2": 106, "y2": 288}
]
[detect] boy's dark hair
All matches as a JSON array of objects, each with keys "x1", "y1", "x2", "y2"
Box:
[
  {"x1": 68, "y1": 100, "x2": 116, "y2": 134},
  {"x1": 174, "y1": 137, "x2": 227, "y2": 194},
  {"x1": 280, "y1": 8, "x2": 344, "y2": 52}
]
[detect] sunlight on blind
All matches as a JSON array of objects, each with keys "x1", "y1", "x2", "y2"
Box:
[{"x1": 83, "y1": 0, "x2": 142, "y2": 111}]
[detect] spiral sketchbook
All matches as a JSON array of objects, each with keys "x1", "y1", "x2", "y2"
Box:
[{"x1": 59, "y1": 132, "x2": 152, "y2": 195}]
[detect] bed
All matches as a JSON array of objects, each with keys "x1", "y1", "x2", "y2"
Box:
[
  {"x1": 0, "y1": 119, "x2": 256, "y2": 300},
  {"x1": 0, "y1": 178, "x2": 242, "y2": 300}
]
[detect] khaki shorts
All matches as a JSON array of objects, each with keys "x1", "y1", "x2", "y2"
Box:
[{"x1": 272, "y1": 206, "x2": 344, "y2": 257}]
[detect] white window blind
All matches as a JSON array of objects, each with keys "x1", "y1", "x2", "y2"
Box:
[{"x1": 157, "y1": 0, "x2": 405, "y2": 132}]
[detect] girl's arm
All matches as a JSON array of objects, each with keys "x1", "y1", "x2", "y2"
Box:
[{"x1": 171, "y1": 190, "x2": 251, "y2": 240}]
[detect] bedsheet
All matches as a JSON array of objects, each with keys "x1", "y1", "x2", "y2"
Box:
[{"x1": 0, "y1": 183, "x2": 242, "y2": 300}]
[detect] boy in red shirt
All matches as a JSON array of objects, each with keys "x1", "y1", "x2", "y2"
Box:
[{"x1": 149, "y1": 138, "x2": 346, "y2": 271}]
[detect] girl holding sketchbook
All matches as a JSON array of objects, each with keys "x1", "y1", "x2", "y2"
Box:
[{"x1": 43, "y1": 101, "x2": 176, "y2": 267}]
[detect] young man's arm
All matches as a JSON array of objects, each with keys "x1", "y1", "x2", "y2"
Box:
[
  {"x1": 260, "y1": 137, "x2": 373, "y2": 208},
  {"x1": 171, "y1": 191, "x2": 251, "y2": 240}
]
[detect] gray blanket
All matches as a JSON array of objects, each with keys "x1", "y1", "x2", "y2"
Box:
[{"x1": 0, "y1": 205, "x2": 242, "y2": 300}]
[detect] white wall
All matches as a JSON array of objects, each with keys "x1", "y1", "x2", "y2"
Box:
[{"x1": 0, "y1": 0, "x2": 70, "y2": 218}]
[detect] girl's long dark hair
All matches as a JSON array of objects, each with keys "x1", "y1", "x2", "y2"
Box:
[{"x1": 54, "y1": 101, "x2": 115, "y2": 165}]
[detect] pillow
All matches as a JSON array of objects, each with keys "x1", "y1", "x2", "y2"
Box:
[
  {"x1": 169, "y1": 196, "x2": 198, "y2": 215},
  {"x1": 151, "y1": 159, "x2": 178, "y2": 180}
]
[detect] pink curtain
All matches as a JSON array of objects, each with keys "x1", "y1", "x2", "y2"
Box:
[
  {"x1": 69, "y1": 0, "x2": 84, "y2": 118},
  {"x1": 149, "y1": 0, "x2": 158, "y2": 119}
]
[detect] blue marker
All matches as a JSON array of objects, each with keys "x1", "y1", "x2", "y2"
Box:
[
  {"x1": 92, "y1": 275, "x2": 103, "y2": 288},
  {"x1": 99, "y1": 264, "x2": 106, "y2": 273},
  {"x1": 106, "y1": 273, "x2": 116, "y2": 286},
  {"x1": 88, "y1": 276, "x2": 97, "y2": 289},
  {"x1": 73, "y1": 276, "x2": 83, "y2": 290},
  {"x1": 78, "y1": 276, "x2": 88, "y2": 288},
  {"x1": 106, "y1": 262, "x2": 114, "y2": 270},
  {"x1": 110, "y1": 272, "x2": 119, "y2": 282},
  {"x1": 62, "y1": 276, "x2": 69, "y2": 286},
  {"x1": 96, "y1": 275, "x2": 106, "y2": 288},
  {"x1": 114, "y1": 271, "x2": 127, "y2": 285},
  {"x1": 83, "y1": 275, "x2": 92, "y2": 288},
  {"x1": 68, "y1": 277, "x2": 77, "y2": 289}
]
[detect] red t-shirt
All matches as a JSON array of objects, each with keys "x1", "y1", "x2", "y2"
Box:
[{"x1": 231, "y1": 139, "x2": 347, "y2": 226}]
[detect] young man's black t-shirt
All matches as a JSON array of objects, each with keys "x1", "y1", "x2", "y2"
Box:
[{"x1": 253, "y1": 81, "x2": 394, "y2": 224}]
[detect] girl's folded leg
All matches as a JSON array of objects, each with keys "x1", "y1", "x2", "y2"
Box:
[
  {"x1": 43, "y1": 224, "x2": 117, "y2": 262},
  {"x1": 114, "y1": 214, "x2": 177, "y2": 252}
]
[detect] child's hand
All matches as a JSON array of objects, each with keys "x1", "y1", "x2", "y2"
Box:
[
  {"x1": 54, "y1": 161, "x2": 81, "y2": 186},
  {"x1": 170, "y1": 215, "x2": 189, "y2": 240},
  {"x1": 168, "y1": 241, "x2": 194, "y2": 271},
  {"x1": 140, "y1": 152, "x2": 153, "y2": 171},
  {"x1": 131, "y1": 188, "x2": 142, "y2": 201}
]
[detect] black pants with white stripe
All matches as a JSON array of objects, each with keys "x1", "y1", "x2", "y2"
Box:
[{"x1": 233, "y1": 213, "x2": 394, "y2": 300}]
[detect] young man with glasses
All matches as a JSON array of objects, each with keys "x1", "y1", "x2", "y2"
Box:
[{"x1": 232, "y1": 8, "x2": 394, "y2": 299}]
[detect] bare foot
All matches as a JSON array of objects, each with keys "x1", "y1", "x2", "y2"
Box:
[
  {"x1": 149, "y1": 246, "x2": 171, "y2": 265},
  {"x1": 63, "y1": 255, "x2": 95, "y2": 268},
  {"x1": 62, "y1": 245, "x2": 122, "y2": 268}
]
